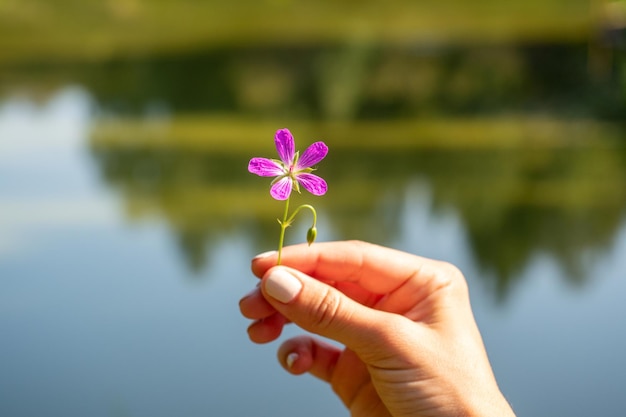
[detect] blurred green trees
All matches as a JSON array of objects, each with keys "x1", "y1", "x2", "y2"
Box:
[{"x1": 2, "y1": 0, "x2": 625, "y2": 296}]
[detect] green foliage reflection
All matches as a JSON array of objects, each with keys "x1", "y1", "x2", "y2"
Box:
[{"x1": 90, "y1": 118, "x2": 626, "y2": 299}]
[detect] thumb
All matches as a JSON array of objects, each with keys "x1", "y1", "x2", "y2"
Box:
[{"x1": 261, "y1": 266, "x2": 390, "y2": 353}]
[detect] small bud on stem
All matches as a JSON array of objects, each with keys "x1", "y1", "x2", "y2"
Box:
[{"x1": 307, "y1": 226, "x2": 317, "y2": 246}]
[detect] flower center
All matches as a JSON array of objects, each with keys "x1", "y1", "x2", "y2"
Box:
[{"x1": 288, "y1": 163, "x2": 297, "y2": 177}]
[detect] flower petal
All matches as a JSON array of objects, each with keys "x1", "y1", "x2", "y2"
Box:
[
  {"x1": 275, "y1": 129, "x2": 295, "y2": 166},
  {"x1": 248, "y1": 158, "x2": 285, "y2": 177},
  {"x1": 296, "y1": 173, "x2": 327, "y2": 196},
  {"x1": 270, "y1": 177, "x2": 293, "y2": 200},
  {"x1": 296, "y1": 141, "x2": 328, "y2": 169}
]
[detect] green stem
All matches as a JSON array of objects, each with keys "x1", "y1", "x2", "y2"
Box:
[
  {"x1": 276, "y1": 201, "x2": 318, "y2": 265},
  {"x1": 286, "y1": 204, "x2": 317, "y2": 226},
  {"x1": 277, "y1": 197, "x2": 290, "y2": 265}
]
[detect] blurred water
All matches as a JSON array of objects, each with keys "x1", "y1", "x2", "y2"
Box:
[
  {"x1": 1, "y1": 83, "x2": 625, "y2": 417},
  {"x1": 0, "y1": 88, "x2": 343, "y2": 417}
]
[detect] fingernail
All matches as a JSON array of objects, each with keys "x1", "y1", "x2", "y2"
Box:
[
  {"x1": 265, "y1": 268, "x2": 302, "y2": 303},
  {"x1": 286, "y1": 352, "x2": 299, "y2": 369},
  {"x1": 254, "y1": 250, "x2": 277, "y2": 260}
]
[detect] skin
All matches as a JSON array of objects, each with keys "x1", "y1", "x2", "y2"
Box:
[{"x1": 239, "y1": 240, "x2": 516, "y2": 417}]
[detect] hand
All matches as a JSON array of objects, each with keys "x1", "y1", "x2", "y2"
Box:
[{"x1": 239, "y1": 241, "x2": 515, "y2": 417}]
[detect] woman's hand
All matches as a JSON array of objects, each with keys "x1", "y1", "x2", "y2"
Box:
[{"x1": 239, "y1": 241, "x2": 515, "y2": 417}]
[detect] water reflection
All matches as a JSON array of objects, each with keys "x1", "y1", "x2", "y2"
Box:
[
  {"x1": 89, "y1": 124, "x2": 626, "y2": 300},
  {"x1": 3, "y1": 42, "x2": 625, "y2": 120},
  {"x1": 0, "y1": 87, "x2": 118, "y2": 259},
  {"x1": 5, "y1": 43, "x2": 624, "y2": 292},
  {"x1": 2, "y1": 88, "x2": 626, "y2": 417},
  {"x1": 2, "y1": 42, "x2": 626, "y2": 417}
]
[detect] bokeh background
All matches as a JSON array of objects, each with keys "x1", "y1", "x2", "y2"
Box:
[{"x1": 1, "y1": 1, "x2": 625, "y2": 416}]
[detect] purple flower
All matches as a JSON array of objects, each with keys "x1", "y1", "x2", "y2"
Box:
[{"x1": 248, "y1": 128, "x2": 328, "y2": 200}]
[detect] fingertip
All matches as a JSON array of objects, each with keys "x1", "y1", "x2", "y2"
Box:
[
  {"x1": 238, "y1": 285, "x2": 259, "y2": 310},
  {"x1": 251, "y1": 250, "x2": 278, "y2": 277},
  {"x1": 239, "y1": 285, "x2": 276, "y2": 320},
  {"x1": 278, "y1": 336, "x2": 341, "y2": 382},
  {"x1": 246, "y1": 314, "x2": 287, "y2": 344},
  {"x1": 254, "y1": 250, "x2": 278, "y2": 260},
  {"x1": 278, "y1": 346, "x2": 311, "y2": 375}
]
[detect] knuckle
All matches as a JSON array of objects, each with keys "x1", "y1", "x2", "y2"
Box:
[
  {"x1": 346, "y1": 239, "x2": 370, "y2": 251},
  {"x1": 436, "y1": 261, "x2": 469, "y2": 294},
  {"x1": 440, "y1": 261, "x2": 463, "y2": 280},
  {"x1": 308, "y1": 288, "x2": 343, "y2": 331}
]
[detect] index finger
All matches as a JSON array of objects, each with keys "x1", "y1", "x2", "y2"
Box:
[{"x1": 251, "y1": 240, "x2": 452, "y2": 296}]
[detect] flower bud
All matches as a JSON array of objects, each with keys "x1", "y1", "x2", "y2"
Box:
[{"x1": 306, "y1": 226, "x2": 317, "y2": 246}]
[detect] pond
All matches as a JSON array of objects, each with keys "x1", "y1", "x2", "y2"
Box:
[{"x1": 1, "y1": 42, "x2": 626, "y2": 417}]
